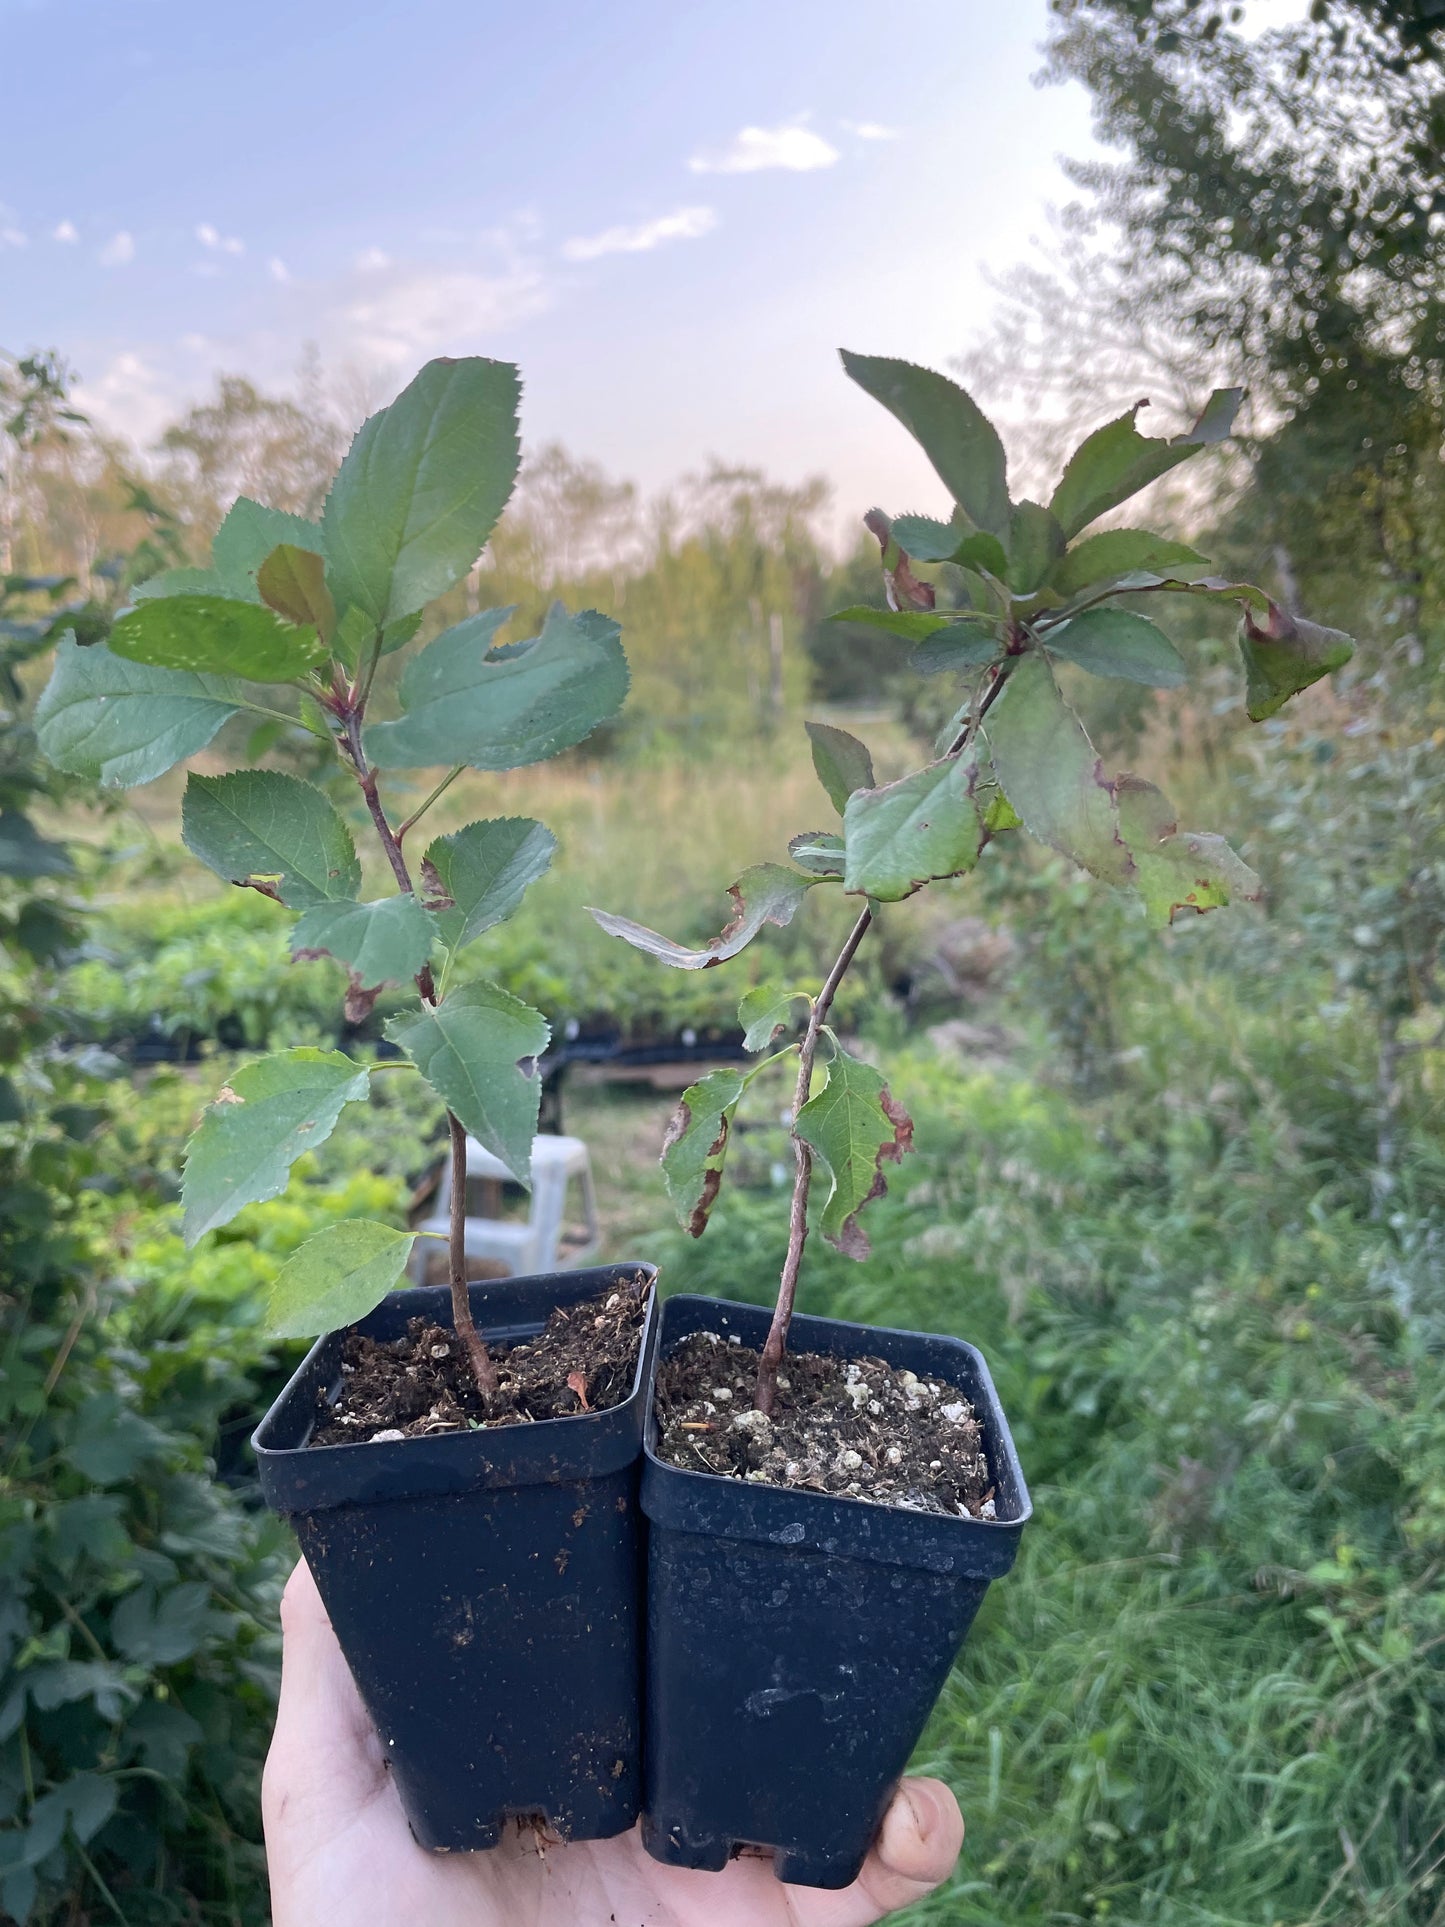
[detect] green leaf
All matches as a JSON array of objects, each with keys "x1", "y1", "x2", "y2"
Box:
[
  {"x1": 1007, "y1": 499, "x2": 1067, "y2": 595},
  {"x1": 659, "y1": 1067, "x2": 746, "y2": 1237},
  {"x1": 1044, "y1": 608, "x2": 1188, "y2": 687},
  {"x1": 1239, "y1": 602, "x2": 1354, "y2": 720},
  {"x1": 738, "y1": 984, "x2": 809, "y2": 1052},
  {"x1": 182, "y1": 770, "x2": 361, "y2": 907},
  {"x1": 1049, "y1": 389, "x2": 1242, "y2": 539},
  {"x1": 256, "y1": 543, "x2": 336, "y2": 638},
  {"x1": 422, "y1": 816, "x2": 557, "y2": 951},
  {"x1": 984, "y1": 654, "x2": 1134, "y2": 885},
  {"x1": 1114, "y1": 775, "x2": 1262, "y2": 926},
  {"x1": 806, "y1": 720, "x2": 875, "y2": 815},
  {"x1": 35, "y1": 636, "x2": 242, "y2": 788},
  {"x1": 63, "y1": 1393, "x2": 169, "y2": 1484},
  {"x1": 132, "y1": 566, "x2": 232, "y2": 602},
  {"x1": 954, "y1": 530, "x2": 1010, "y2": 579},
  {"x1": 333, "y1": 604, "x2": 423, "y2": 669},
  {"x1": 788, "y1": 831, "x2": 846, "y2": 877},
  {"x1": 0, "y1": 1075, "x2": 23, "y2": 1124},
  {"x1": 212, "y1": 498, "x2": 325, "y2": 598},
  {"x1": 181, "y1": 1047, "x2": 369, "y2": 1244},
  {"x1": 795, "y1": 1043, "x2": 913, "y2": 1258},
  {"x1": 108, "y1": 594, "x2": 325, "y2": 682},
  {"x1": 889, "y1": 513, "x2": 965, "y2": 562},
  {"x1": 828, "y1": 605, "x2": 958, "y2": 644},
  {"x1": 0, "y1": 812, "x2": 72, "y2": 878},
  {"x1": 112, "y1": 1583, "x2": 210, "y2": 1667},
  {"x1": 386, "y1": 980, "x2": 550, "y2": 1181},
  {"x1": 840, "y1": 351, "x2": 1010, "y2": 538},
  {"x1": 912, "y1": 623, "x2": 999, "y2": 676},
  {"x1": 843, "y1": 754, "x2": 986, "y2": 901},
  {"x1": 589, "y1": 864, "x2": 817, "y2": 970},
  {"x1": 1051, "y1": 529, "x2": 1210, "y2": 599},
  {"x1": 323, "y1": 355, "x2": 521, "y2": 627},
  {"x1": 366, "y1": 603, "x2": 628, "y2": 771},
  {"x1": 265, "y1": 1220, "x2": 416, "y2": 1340},
  {"x1": 290, "y1": 895, "x2": 436, "y2": 993}
]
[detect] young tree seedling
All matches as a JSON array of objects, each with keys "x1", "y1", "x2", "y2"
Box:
[
  {"x1": 35, "y1": 356, "x2": 630, "y2": 1393},
  {"x1": 594, "y1": 351, "x2": 1355, "y2": 1416}
]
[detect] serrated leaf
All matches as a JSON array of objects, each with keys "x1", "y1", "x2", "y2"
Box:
[
  {"x1": 1239, "y1": 602, "x2": 1354, "y2": 720},
  {"x1": 422, "y1": 816, "x2": 557, "y2": 951},
  {"x1": 365, "y1": 602, "x2": 628, "y2": 771},
  {"x1": 333, "y1": 603, "x2": 422, "y2": 669},
  {"x1": 1114, "y1": 774, "x2": 1262, "y2": 925},
  {"x1": 806, "y1": 720, "x2": 876, "y2": 815},
  {"x1": 108, "y1": 594, "x2": 325, "y2": 682},
  {"x1": 788, "y1": 831, "x2": 846, "y2": 876},
  {"x1": 843, "y1": 754, "x2": 986, "y2": 901},
  {"x1": 182, "y1": 1047, "x2": 369, "y2": 1244},
  {"x1": 112, "y1": 1583, "x2": 210, "y2": 1667},
  {"x1": 386, "y1": 980, "x2": 550, "y2": 1181},
  {"x1": 212, "y1": 498, "x2": 325, "y2": 598},
  {"x1": 0, "y1": 812, "x2": 72, "y2": 878},
  {"x1": 323, "y1": 356, "x2": 521, "y2": 627},
  {"x1": 738, "y1": 984, "x2": 809, "y2": 1052},
  {"x1": 954, "y1": 530, "x2": 1010, "y2": 579},
  {"x1": 1045, "y1": 607, "x2": 1188, "y2": 687},
  {"x1": 290, "y1": 895, "x2": 436, "y2": 998},
  {"x1": 1051, "y1": 529, "x2": 1210, "y2": 599},
  {"x1": 265, "y1": 1220, "x2": 416, "y2": 1340},
  {"x1": 912, "y1": 623, "x2": 1000, "y2": 676},
  {"x1": 889, "y1": 512, "x2": 965, "y2": 562},
  {"x1": 257, "y1": 543, "x2": 336, "y2": 638},
  {"x1": 660, "y1": 1067, "x2": 746, "y2": 1236},
  {"x1": 34, "y1": 635, "x2": 242, "y2": 788},
  {"x1": 1049, "y1": 389, "x2": 1242, "y2": 539},
  {"x1": 589, "y1": 864, "x2": 817, "y2": 970},
  {"x1": 841, "y1": 351, "x2": 1010, "y2": 538},
  {"x1": 1007, "y1": 499, "x2": 1067, "y2": 595},
  {"x1": 828, "y1": 605, "x2": 959, "y2": 643},
  {"x1": 182, "y1": 770, "x2": 361, "y2": 906},
  {"x1": 985, "y1": 654, "x2": 1134, "y2": 885},
  {"x1": 795, "y1": 1044, "x2": 913, "y2": 1258}
]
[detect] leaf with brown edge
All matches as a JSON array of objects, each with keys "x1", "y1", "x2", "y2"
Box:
[
  {"x1": 864, "y1": 508, "x2": 936, "y2": 611},
  {"x1": 1239, "y1": 601, "x2": 1354, "y2": 721},
  {"x1": 1114, "y1": 775, "x2": 1262, "y2": 926},
  {"x1": 795, "y1": 1044, "x2": 914, "y2": 1259},
  {"x1": 588, "y1": 864, "x2": 818, "y2": 971},
  {"x1": 256, "y1": 543, "x2": 335, "y2": 640},
  {"x1": 660, "y1": 1067, "x2": 746, "y2": 1236}
]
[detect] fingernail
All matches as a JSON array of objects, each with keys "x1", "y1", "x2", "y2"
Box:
[{"x1": 900, "y1": 1780, "x2": 942, "y2": 1846}]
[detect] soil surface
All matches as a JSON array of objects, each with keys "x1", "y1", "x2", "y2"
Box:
[
  {"x1": 311, "y1": 1273, "x2": 651, "y2": 1446},
  {"x1": 654, "y1": 1330, "x2": 996, "y2": 1519}
]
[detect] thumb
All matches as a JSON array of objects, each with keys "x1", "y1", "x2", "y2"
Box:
[
  {"x1": 263, "y1": 1557, "x2": 393, "y2": 1844},
  {"x1": 796, "y1": 1778, "x2": 964, "y2": 1927}
]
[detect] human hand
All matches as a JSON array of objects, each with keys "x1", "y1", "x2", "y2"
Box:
[{"x1": 264, "y1": 1558, "x2": 963, "y2": 1927}]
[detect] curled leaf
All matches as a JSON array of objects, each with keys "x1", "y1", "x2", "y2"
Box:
[
  {"x1": 795, "y1": 1045, "x2": 914, "y2": 1259},
  {"x1": 1239, "y1": 601, "x2": 1354, "y2": 721},
  {"x1": 660, "y1": 1068, "x2": 747, "y2": 1236},
  {"x1": 589, "y1": 864, "x2": 817, "y2": 970},
  {"x1": 864, "y1": 508, "x2": 936, "y2": 612}
]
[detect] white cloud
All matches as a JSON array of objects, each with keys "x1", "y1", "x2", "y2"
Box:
[
  {"x1": 269, "y1": 256, "x2": 290, "y2": 282},
  {"x1": 98, "y1": 230, "x2": 135, "y2": 266},
  {"x1": 355, "y1": 246, "x2": 391, "y2": 271},
  {"x1": 179, "y1": 333, "x2": 208, "y2": 353},
  {"x1": 52, "y1": 219, "x2": 78, "y2": 242},
  {"x1": 0, "y1": 225, "x2": 26, "y2": 249},
  {"x1": 197, "y1": 221, "x2": 244, "y2": 255},
  {"x1": 71, "y1": 352, "x2": 177, "y2": 443},
  {"x1": 562, "y1": 205, "x2": 716, "y2": 263},
  {"x1": 843, "y1": 120, "x2": 899, "y2": 141},
  {"x1": 335, "y1": 261, "x2": 549, "y2": 365},
  {"x1": 689, "y1": 122, "x2": 839, "y2": 175}
]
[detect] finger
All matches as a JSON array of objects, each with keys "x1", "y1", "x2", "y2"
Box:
[
  {"x1": 791, "y1": 1777, "x2": 964, "y2": 1927},
  {"x1": 263, "y1": 1557, "x2": 391, "y2": 1835}
]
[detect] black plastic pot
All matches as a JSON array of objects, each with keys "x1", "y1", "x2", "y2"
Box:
[
  {"x1": 252, "y1": 1264, "x2": 658, "y2": 1851},
  {"x1": 640, "y1": 1294, "x2": 1031, "y2": 1890}
]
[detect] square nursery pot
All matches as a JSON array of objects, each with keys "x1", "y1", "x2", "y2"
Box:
[
  {"x1": 252, "y1": 1263, "x2": 659, "y2": 1852},
  {"x1": 640, "y1": 1293, "x2": 1031, "y2": 1890}
]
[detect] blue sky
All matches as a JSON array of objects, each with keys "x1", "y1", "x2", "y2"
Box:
[{"x1": 0, "y1": 0, "x2": 1117, "y2": 528}]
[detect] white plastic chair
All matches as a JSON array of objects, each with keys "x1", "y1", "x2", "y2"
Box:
[{"x1": 409, "y1": 1134, "x2": 600, "y2": 1281}]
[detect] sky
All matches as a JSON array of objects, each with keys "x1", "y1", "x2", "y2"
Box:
[{"x1": 0, "y1": 0, "x2": 1303, "y2": 533}]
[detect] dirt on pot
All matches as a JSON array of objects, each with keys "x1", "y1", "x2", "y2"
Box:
[
  {"x1": 654, "y1": 1330, "x2": 995, "y2": 1519},
  {"x1": 311, "y1": 1272, "x2": 651, "y2": 1445}
]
